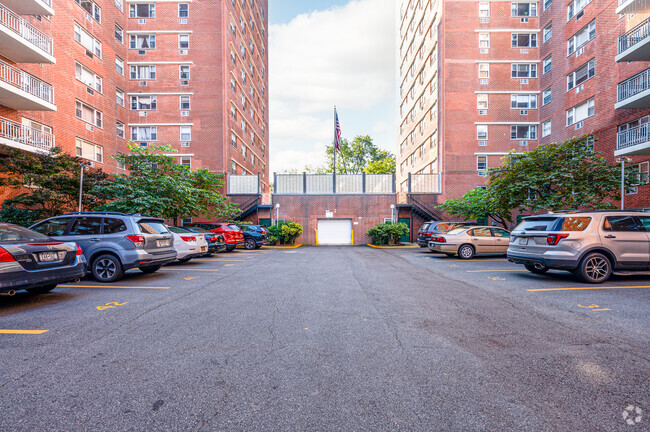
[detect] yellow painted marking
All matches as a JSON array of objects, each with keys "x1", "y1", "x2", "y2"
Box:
[
  {"x1": 184, "y1": 276, "x2": 199, "y2": 281},
  {"x1": 224, "y1": 264, "x2": 234, "y2": 267},
  {"x1": 578, "y1": 304, "x2": 600, "y2": 309},
  {"x1": 529, "y1": 285, "x2": 650, "y2": 292},
  {"x1": 488, "y1": 276, "x2": 506, "y2": 281},
  {"x1": 192, "y1": 259, "x2": 244, "y2": 262},
  {"x1": 367, "y1": 244, "x2": 419, "y2": 249},
  {"x1": 159, "y1": 268, "x2": 220, "y2": 272},
  {"x1": 0, "y1": 329, "x2": 49, "y2": 335},
  {"x1": 467, "y1": 269, "x2": 528, "y2": 273},
  {"x1": 96, "y1": 301, "x2": 128, "y2": 311},
  {"x1": 593, "y1": 308, "x2": 611, "y2": 311},
  {"x1": 424, "y1": 257, "x2": 431, "y2": 259},
  {"x1": 60, "y1": 285, "x2": 170, "y2": 289},
  {"x1": 448, "y1": 264, "x2": 459, "y2": 268},
  {"x1": 264, "y1": 244, "x2": 302, "y2": 249}
]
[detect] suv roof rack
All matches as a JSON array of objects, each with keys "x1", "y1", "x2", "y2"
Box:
[{"x1": 63, "y1": 211, "x2": 129, "y2": 216}]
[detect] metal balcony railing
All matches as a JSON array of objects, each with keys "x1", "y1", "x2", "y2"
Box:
[
  {"x1": 0, "y1": 116, "x2": 54, "y2": 152},
  {"x1": 617, "y1": 123, "x2": 650, "y2": 151},
  {"x1": 617, "y1": 67, "x2": 650, "y2": 102},
  {"x1": 619, "y1": 18, "x2": 650, "y2": 54},
  {"x1": 0, "y1": 59, "x2": 54, "y2": 104},
  {"x1": 0, "y1": 3, "x2": 53, "y2": 56},
  {"x1": 40, "y1": 0, "x2": 53, "y2": 6}
]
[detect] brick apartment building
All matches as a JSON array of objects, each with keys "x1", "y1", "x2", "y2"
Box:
[
  {"x1": 398, "y1": 0, "x2": 650, "y2": 213},
  {"x1": 0, "y1": 0, "x2": 269, "y2": 204}
]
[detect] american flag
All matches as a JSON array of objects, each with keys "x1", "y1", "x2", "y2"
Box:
[{"x1": 334, "y1": 108, "x2": 341, "y2": 152}]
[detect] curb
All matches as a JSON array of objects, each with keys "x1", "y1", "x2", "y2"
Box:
[
  {"x1": 366, "y1": 244, "x2": 420, "y2": 249},
  {"x1": 262, "y1": 244, "x2": 303, "y2": 249}
]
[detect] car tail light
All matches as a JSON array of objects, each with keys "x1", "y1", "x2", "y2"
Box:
[
  {"x1": 76, "y1": 244, "x2": 83, "y2": 255},
  {"x1": 422, "y1": 233, "x2": 432, "y2": 237},
  {"x1": 125, "y1": 234, "x2": 145, "y2": 246},
  {"x1": 257, "y1": 230, "x2": 265, "y2": 233},
  {"x1": 0, "y1": 247, "x2": 15, "y2": 262},
  {"x1": 434, "y1": 237, "x2": 446, "y2": 243},
  {"x1": 181, "y1": 236, "x2": 196, "y2": 242},
  {"x1": 27, "y1": 242, "x2": 62, "y2": 246},
  {"x1": 547, "y1": 234, "x2": 569, "y2": 245}
]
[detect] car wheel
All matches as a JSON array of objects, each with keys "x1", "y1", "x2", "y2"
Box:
[
  {"x1": 524, "y1": 263, "x2": 549, "y2": 274},
  {"x1": 458, "y1": 244, "x2": 475, "y2": 260},
  {"x1": 139, "y1": 265, "x2": 162, "y2": 274},
  {"x1": 92, "y1": 254, "x2": 124, "y2": 283},
  {"x1": 577, "y1": 252, "x2": 612, "y2": 284},
  {"x1": 245, "y1": 239, "x2": 256, "y2": 250},
  {"x1": 225, "y1": 244, "x2": 236, "y2": 252},
  {"x1": 26, "y1": 284, "x2": 57, "y2": 294}
]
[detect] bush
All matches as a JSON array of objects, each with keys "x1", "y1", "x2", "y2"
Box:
[
  {"x1": 0, "y1": 205, "x2": 44, "y2": 227},
  {"x1": 267, "y1": 222, "x2": 283, "y2": 244},
  {"x1": 281, "y1": 221, "x2": 303, "y2": 245},
  {"x1": 367, "y1": 222, "x2": 409, "y2": 245}
]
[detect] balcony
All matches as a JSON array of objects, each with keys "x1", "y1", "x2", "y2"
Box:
[
  {"x1": 616, "y1": 0, "x2": 650, "y2": 14},
  {"x1": 616, "y1": 123, "x2": 650, "y2": 156},
  {"x1": 1, "y1": 0, "x2": 54, "y2": 17},
  {"x1": 0, "y1": 3, "x2": 55, "y2": 64},
  {"x1": 617, "y1": 18, "x2": 650, "y2": 62},
  {"x1": 616, "y1": 67, "x2": 650, "y2": 109},
  {"x1": 0, "y1": 60, "x2": 55, "y2": 111},
  {"x1": 0, "y1": 116, "x2": 54, "y2": 154}
]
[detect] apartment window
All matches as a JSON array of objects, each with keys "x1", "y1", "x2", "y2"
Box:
[
  {"x1": 116, "y1": 121, "x2": 124, "y2": 138},
  {"x1": 479, "y1": 2, "x2": 490, "y2": 16},
  {"x1": 543, "y1": 87, "x2": 552, "y2": 105},
  {"x1": 241, "y1": 119, "x2": 247, "y2": 133},
  {"x1": 511, "y1": 125, "x2": 537, "y2": 139},
  {"x1": 231, "y1": 161, "x2": 237, "y2": 174},
  {"x1": 511, "y1": 94, "x2": 537, "y2": 109},
  {"x1": 178, "y1": 3, "x2": 189, "y2": 17},
  {"x1": 114, "y1": 57, "x2": 124, "y2": 75},
  {"x1": 567, "y1": 59, "x2": 595, "y2": 90},
  {"x1": 130, "y1": 34, "x2": 155, "y2": 49},
  {"x1": 131, "y1": 95, "x2": 157, "y2": 110},
  {"x1": 479, "y1": 33, "x2": 490, "y2": 48},
  {"x1": 511, "y1": 2, "x2": 537, "y2": 16},
  {"x1": 179, "y1": 65, "x2": 190, "y2": 79},
  {"x1": 75, "y1": 0, "x2": 101, "y2": 23},
  {"x1": 567, "y1": 20, "x2": 595, "y2": 55},
  {"x1": 629, "y1": 162, "x2": 650, "y2": 191},
  {"x1": 129, "y1": 4, "x2": 155, "y2": 18},
  {"x1": 477, "y1": 125, "x2": 488, "y2": 140},
  {"x1": 231, "y1": 133, "x2": 237, "y2": 148},
  {"x1": 231, "y1": 105, "x2": 237, "y2": 120},
  {"x1": 230, "y1": 49, "x2": 236, "y2": 63},
  {"x1": 22, "y1": 119, "x2": 52, "y2": 136},
  {"x1": 75, "y1": 138, "x2": 103, "y2": 163},
  {"x1": 566, "y1": 97, "x2": 595, "y2": 126},
  {"x1": 543, "y1": 23, "x2": 552, "y2": 42},
  {"x1": 542, "y1": 120, "x2": 551, "y2": 137},
  {"x1": 115, "y1": 0, "x2": 123, "y2": 12},
  {"x1": 567, "y1": 0, "x2": 591, "y2": 20},
  {"x1": 477, "y1": 94, "x2": 488, "y2": 109},
  {"x1": 511, "y1": 63, "x2": 537, "y2": 78},
  {"x1": 179, "y1": 34, "x2": 190, "y2": 49},
  {"x1": 511, "y1": 33, "x2": 537, "y2": 48},
  {"x1": 75, "y1": 62, "x2": 102, "y2": 92},
  {"x1": 75, "y1": 101, "x2": 102, "y2": 128},
  {"x1": 130, "y1": 65, "x2": 156, "y2": 80},
  {"x1": 543, "y1": 55, "x2": 552, "y2": 74},
  {"x1": 242, "y1": 146, "x2": 247, "y2": 158},
  {"x1": 115, "y1": 24, "x2": 123, "y2": 44},
  {"x1": 131, "y1": 126, "x2": 157, "y2": 141},
  {"x1": 74, "y1": 23, "x2": 102, "y2": 57},
  {"x1": 544, "y1": 0, "x2": 552, "y2": 10},
  {"x1": 477, "y1": 156, "x2": 487, "y2": 172},
  {"x1": 116, "y1": 89, "x2": 124, "y2": 107},
  {"x1": 230, "y1": 78, "x2": 236, "y2": 92},
  {"x1": 476, "y1": 63, "x2": 489, "y2": 79},
  {"x1": 180, "y1": 126, "x2": 191, "y2": 141},
  {"x1": 180, "y1": 95, "x2": 190, "y2": 110}
]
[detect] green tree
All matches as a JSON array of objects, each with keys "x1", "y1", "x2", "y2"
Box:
[
  {"x1": 323, "y1": 135, "x2": 395, "y2": 174},
  {"x1": 436, "y1": 187, "x2": 512, "y2": 228},
  {"x1": 94, "y1": 143, "x2": 238, "y2": 225},
  {"x1": 0, "y1": 146, "x2": 109, "y2": 222},
  {"x1": 364, "y1": 156, "x2": 396, "y2": 174}
]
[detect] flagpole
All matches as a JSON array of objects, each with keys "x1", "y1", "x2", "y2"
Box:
[{"x1": 333, "y1": 106, "x2": 337, "y2": 176}]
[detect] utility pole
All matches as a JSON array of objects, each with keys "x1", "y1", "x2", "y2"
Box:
[{"x1": 616, "y1": 157, "x2": 631, "y2": 210}]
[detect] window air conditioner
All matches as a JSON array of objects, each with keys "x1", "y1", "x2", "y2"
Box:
[
  {"x1": 139, "y1": 111, "x2": 147, "y2": 117},
  {"x1": 480, "y1": 49, "x2": 488, "y2": 54},
  {"x1": 179, "y1": 19, "x2": 188, "y2": 24},
  {"x1": 575, "y1": 84, "x2": 583, "y2": 94},
  {"x1": 520, "y1": 18, "x2": 528, "y2": 23},
  {"x1": 139, "y1": 81, "x2": 147, "y2": 86},
  {"x1": 181, "y1": 111, "x2": 189, "y2": 116},
  {"x1": 576, "y1": 47, "x2": 584, "y2": 57},
  {"x1": 181, "y1": 142, "x2": 190, "y2": 147},
  {"x1": 480, "y1": 18, "x2": 489, "y2": 23},
  {"x1": 520, "y1": 49, "x2": 529, "y2": 54},
  {"x1": 575, "y1": 121, "x2": 583, "y2": 130},
  {"x1": 478, "y1": 141, "x2": 487, "y2": 146},
  {"x1": 478, "y1": 110, "x2": 487, "y2": 115},
  {"x1": 86, "y1": 87, "x2": 94, "y2": 95},
  {"x1": 138, "y1": 50, "x2": 145, "y2": 55},
  {"x1": 480, "y1": 79, "x2": 489, "y2": 85},
  {"x1": 520, "y1": 79, "x2": 529, "y2": 84},
  {"x1": 179, "y1": 50, "x2": 188, "y2": 55},
  {"x1": 85, "y1": 13, "x2": 92, "y2": 22},
  {"x1": 520, "y1": 110, "x2": 528, "y2": 115},
  {"x1": 85, "y1": 50, "x2": 93, "y2": 59},
  {"x1": 181, "y1": 80, "x2": 189, "y2": 85},
  {"x1": 520, "y1": 140, "x2": 528, "y2": 146},
  {"x1": 138, "y1": 19, "x2": 146, "y2": 24},
  {"x1": 87, "y1": 161, "x2": 95, "y2": 167}
]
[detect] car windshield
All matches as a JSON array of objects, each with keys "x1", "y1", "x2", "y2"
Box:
[
  {"x1": 447, "y1": 228, "x2": 467, "y2": 235},
  {"x1": 138, "y1": 220, "x2": 169, "y2": 234},
  {"x1": 227, "y1": 224, "x2": 241, "y2": 231},
  {"x1": 419, "y1": 223, "x2": 431, "y2": 232},
  {"x1": 168, "y1": 226, "x2": 190, "y2": 234},
  {"x1": 435, "y1": 223, "x2": 461, "y2": 231},
  {"x1": 188, "y1": 227, "x2": 211, "y2": 234},
  {"x1": 0, "y1": 225, "x2": 50, "y2": 243},
  {"x1": 514, "y1": 217, "x2": 559, "y2": 231}
]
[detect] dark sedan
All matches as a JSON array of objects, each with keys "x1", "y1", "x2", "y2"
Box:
[
  {"x1": 238, "y1": 225, "x2": 268, "y2": 250},
  {"x1": 183, "y1": 227, "x2": 227, "y2": 254},
  {"x1": 0, "y1": 223, "x2": 86, "y2": 296}
]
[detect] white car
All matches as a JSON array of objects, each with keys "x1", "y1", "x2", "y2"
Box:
[{"x1": 167, "y1": 226, "x2": 209, "y2": 263}]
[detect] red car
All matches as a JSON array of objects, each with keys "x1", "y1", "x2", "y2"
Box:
[{"x1": 184, "y1": 223, "x2": 244, "y2": 252}]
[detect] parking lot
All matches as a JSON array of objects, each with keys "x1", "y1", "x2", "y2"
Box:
[{"x1": 1, "y1": 246, "x2": 648, "y2": 431}]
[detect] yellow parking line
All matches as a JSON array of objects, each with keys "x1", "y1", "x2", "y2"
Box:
[
  {"x1": 529, "y1": 285, "x2": 650, "y2": 292},
  {"x1": 466, "y1": 269, "x2": 528, "y2": 273},
  {"x1": 159, "y1": 268, "x2": 220, "y2": 272},
  {"x1": 191, "y1": 259, "x2": 244, "y2": 262},
  {"x1": 0, "y1": 329, "x2": 49, "y2": 335},
  {"x1": 60, "y1": 285, "x2": 170, "y2": 289}
]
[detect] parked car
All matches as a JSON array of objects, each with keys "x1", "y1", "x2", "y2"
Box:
[
  {"x1": 507, "y1": 211, "x2": 650, "y2": 283},
  {"x1": 184, "y1": 223, "x2": 244, "y2": 252},
  {"x1": 417, "y1": 221, "x2": 477, "y2": 247},
  {"x1": 166, "y1": 226, "x2": 209, "y2": 263},
  {"x1": 183, "y1": 227, "x2": 227, "y2": 254},
  {"x1": 30, "y1": 212, "x2": 176, "y2": 283},
  {"x1": 0, "y1": 223, "x2": 86, "y2": 296},
  {"x1": 237, "y1": 224, "x2": 268, "y2": 249},
  {"x1": 427, "y1": 226, "x2": 511, "y2": 259}
]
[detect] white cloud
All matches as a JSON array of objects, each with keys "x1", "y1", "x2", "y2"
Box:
[{"x1": 269, "y1": 0, "x2": 397, "y2": 174}]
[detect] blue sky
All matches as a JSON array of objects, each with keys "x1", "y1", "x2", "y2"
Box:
[{"x1": 268, "y1": 0, "x2": 398, "y2": 173}]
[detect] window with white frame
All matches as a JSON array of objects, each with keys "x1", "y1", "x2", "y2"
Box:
[
  {"x1": 543, "y1": 87, "x2": 551, "y2": 105},
  {"x1": 74, "y1": 23, "x2": 102, "y2": 57},
  {"x1": 542, "y1": 119, "x2": 551, "y2": 137},
  {"x1": 478, "y1": 63, "x2": 489, "y2": 78},
  {"x1": 115, "y1": 0, "x2": 123, "y2": 13},
  {"x1": 477, "y1": 125, "x2": 488, "y2": 140},
  {"x1": 477, "y1": 94, "x2": 488, "y2": 109},
  {"x1": 479, "y1": 2, "x2": 490, "y2": 16},
  {"x1": 627, "y1": 162, "x2": 650, "y2": 194},
  {"x1": 566, "y1": 97, "x2": 594, "y2": 126},
  {"x1": 511, "y1": 63, "x2": 537, "y2": 78},
  {"x1": 231, "y1": 105, "x2": 237, "y2": 120},
  {"x1": 180, "y1": 156, "x2": 191, "y2": 168},
  {"x1": 130, "y1": 65, "x2": 156, "y2": 80},
  {"x1": 231, "y1": 133, "x2": 237, "y2": 148},
  {"x1": 75, "y1": 100, "x2": 102, "y2": 128},
  {"x1": 567, "y1": 20, "x2": 595, "y2": 55},
  {"x1": 477, "y1": 156, "x2": 487, "y2": 173},
  {"x1": 116, "y1": 89, "x2": 124, "y2": 107},
  {"x1": 76, "y1": 138, "x2": 103, "y2": 163},
  {"x1": 544, "y1": 0, "x2": 552, "y2": 9},
  {"x1": 242, "y1": 146, "x2": 247, "y2": 158},
  {"x1": 180, "y1": 95, "x2": 190, "y2": 110},
  {"x1": 129, "y1": 3, "x2": 155, "y2": 18},
  {"x1": 131, "y1": 95, "x2": 156, "y2": 110},
  {"x1": 567, "y1": 0, "x2": 591, "y2": 20},
  {"x1": 511, "y1": 125, "x2": 537, "y2": 139},
  {"x1": 115, "y1": 56, "x2": 124, "y2": 75},
  {"x1": 543, "y1": 23, "x2": 552, "y2": 42},
  {"x1": 130, "y1": 34, "x2": 155, "y2": 49},
  {"x1": 511, "y1": 2, "x2": 537, "y2": 16},
  {"x1": 75, "y1": 62, "x2": 102, "y2": 92},
  {"x1": 179, "y1": 65, "x2": 190, "y2": 79},
  {"x1": 115, "y1": 24, "x2": 123, "y2": 43},
  {"x1": 131, "y1": 126, "x2": 157, "y2": 141},
  {"x1": 231, "y1": 161, "x2": 237, "y2": 174},
  {"x1": 511, "y1": 94, "x2": 537, "y2": 109},
  {"x1": 75, "y1": 0, "x2": 101, "y2": 23},
  {"x1": 479, "y1": 33, "x2": 490, "y2": 48},
  {"x1": 567, "y1": 58, "x2": 595, "y2": 90},
  {"x1": 116, "y1": 121, "x2": 124, "y2": 138},
  {"x1": 512, "y1": 33, "x2": 537, "y2": 48},
  {"x1": 178, "y1": 3, "x2": 189, "y2": 17},
  {"x1": 543, "y1": 55, "x2": 552, "y2": 74},
  {"x1": 22, "y1": 118, "x2": 52, "y2": 136},
  {"x1": 179, "y1": 34, "x2": 189, "y2": 49},
  {"x1": 180, "y1": 126, "x2": 191, "y2": 141}
]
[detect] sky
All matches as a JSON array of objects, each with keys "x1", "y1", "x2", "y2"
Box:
[{"x1": 268, "y1": 0, "x2": 398, "y2": 174}]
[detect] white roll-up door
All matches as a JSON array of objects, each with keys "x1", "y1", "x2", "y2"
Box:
[{"x1": 317, "y1": 219, "x2": 352, "y2": 245}]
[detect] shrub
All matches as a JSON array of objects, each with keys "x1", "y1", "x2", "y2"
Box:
[
  {"x1": 281, "y1": 221, "x2": 303, "y2": 245},
  {"x1": 367, "y1": 222, "x2": 409, "y2": 245},
  {"x1": 0, "y1": 205, "x2": 44, "y2": 227},
  {"x1": 267, "y1": 222, "x2": 284, "y2": 244}
]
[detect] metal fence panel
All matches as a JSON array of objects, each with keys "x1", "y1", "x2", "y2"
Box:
[
  {"x1": 336, "y1": 175, "x2": 363, "y2": 193},
  {"x1": 228, "y1": 175, "x2": 259, "y2": 194},
  {"x1": 275, "y1": 174, "x2": 303, "y2": 194},
  {"x1": 366, "y1": 174, "x2": 393, "y2": 194},
  {"x1": 410, "y1": 174, "x2": 441, "y2": 193},
  {"x1": 306, "y1": 175, "x2": 333, "y2": 194}
]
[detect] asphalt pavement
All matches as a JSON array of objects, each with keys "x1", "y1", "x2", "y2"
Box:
[{"x1": 0, "y1": 246, "x2": 648, "y2": 431}]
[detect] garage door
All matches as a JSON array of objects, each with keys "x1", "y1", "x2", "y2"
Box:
[{"x1": 317, "y1": 219, "x2": 352, "y2": 245}]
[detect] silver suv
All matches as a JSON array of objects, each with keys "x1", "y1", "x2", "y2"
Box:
[
  {"x1": 507, "y1": 211, "x2": 650, "y2": 283},
  {"x1": 30, "y1": 212, "x2": 176, "y2": 283}
]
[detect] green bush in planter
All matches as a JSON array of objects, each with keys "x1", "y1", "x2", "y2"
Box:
[
  {"x1": 281, "y1": 221, "x2": 303, "y2": 245},
  {"x1": 366, "y1": 222, "x2": 409, "y2": 245}
]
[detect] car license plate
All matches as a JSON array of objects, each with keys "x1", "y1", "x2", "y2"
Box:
[
  {"x1": 518, "y1": 238, "x2": 528, "y2": 245},
  {"x1": 201, "y1": 246, "x2": 207, "y2": 252},
  {"x1": 157, "y1": 239, "x2": 170, "y2": 247},
  {"x1": 39, "y1": 251, "x2": 62, "y2": 262}
]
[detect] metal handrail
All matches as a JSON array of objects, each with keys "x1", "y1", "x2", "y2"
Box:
[
  {"x1": 617, "y1": 123, "x2": 649, "y2": 150},
  {"x1": 0, "y1": 3, "x2": 53, "y2": 56},
  {"x1": 0, "y1": 116, "x2": 54, "y2": 151},
  {"x1": 619, "y1": 17, "x2": 650, "y2": 54},
  {"x1": 617, "y1": 67, "x2": 650, "y2": 102},
  {"x1": 0, "y1": 59, "x2": 54, "y2": 104}
]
